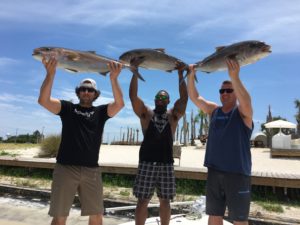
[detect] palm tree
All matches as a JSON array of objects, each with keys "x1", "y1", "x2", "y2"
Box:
[
  {"x1": 195, "y1": 109, "x2": 207, "y2": 137},
  {"x1": 295, "y1": 99, "x2": 300, "y2": 136}
]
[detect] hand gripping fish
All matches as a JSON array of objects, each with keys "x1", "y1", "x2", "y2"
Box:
[
  {"x1": 194, "y1": 40, "x2": 271, "y2": 73},
  {"x1": 32, "y1": 47, "x2": 145, "y2": 81}
]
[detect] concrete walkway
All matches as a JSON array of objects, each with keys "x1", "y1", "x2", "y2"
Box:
[
  {"x1": 0, "y1": 196, "x2": 131, "y2": 225},
  {"x1": 99, "y1": 145, "x2": 300, "y2": 175}
]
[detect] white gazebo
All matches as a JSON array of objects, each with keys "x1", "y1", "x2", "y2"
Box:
[
  {"x1": 264, "y1": 120, "x2": 297, "y2": 150},
  {"x1": 264, "y1": 119, "x2": 296, "y2": 129}
]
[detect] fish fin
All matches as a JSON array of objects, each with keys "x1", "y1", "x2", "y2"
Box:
[
  {"x1": 195, "y1": 74, "x2": 198, "y2": 83},
  {"x1": 65, "y1": 68, "x2": 79, "y2": 73},
  {"x1": 100, "y1": 71, "x2": 109, "y2": 76},
  {"x1": 130, "y1": 57, "x2": 145, "y2": 67},
  {"x1": 67, "y1": 53, "x2": 80, "y2": 61},
  {"x1": 227, "y1": 53, "x2": 238, "y2": 59},
  {"x1": 215, "y1": 46, "x2": 226, "y2": 52},
  {"x1": 181, "y1": 68, "x2": 198, "y2": 84},
  {"x1": 179, "y1": 76, "x2": 186, "y2": 85},
  {"x1": 133, "y1": 71, "x2": 145, "y2": 82},
  {"x1": 154, "y1": 48, "x2": 165, "y2": 53},
  {"x1": 166, "y1": 70, "x2": 173, "y2": 73}
]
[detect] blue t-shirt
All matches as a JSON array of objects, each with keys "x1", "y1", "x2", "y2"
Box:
[{"x1": 204, "y1": 107, "x2": 253, "y2": 176}]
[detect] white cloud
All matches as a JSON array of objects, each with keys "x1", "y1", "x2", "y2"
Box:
[
  {"x1": 0, "y1": 93, "x2": 36, "y2": 104},
  {"x1": 0, "y1": 57, "x2": 19, "y2": 67},
  {"x1": 1, "y1": 1, "x2": 300, "y2": 53}
]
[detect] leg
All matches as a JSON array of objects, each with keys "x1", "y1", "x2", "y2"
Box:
[
  {"x1": 50, "y1": 216, "x2": 67, "y2": 225},
  {"x1": 156, "y1": 164, "x2": 175, "y2": 225},
  {"x1": 49, "y1": 164, "x2": 80, "y2": 221},
  {"x1": 159, "y1": 198, "x2": 171, "y2": 225},
  {"x1": 208, "y1": 215, "x2": 223, "y2": 225},
  {"x1": 225, "y1": 173, "x2": 251, "y2": 223},
  {"x1": 135, "y1": 198, "x2": 150, "y2": 225},
  {"x1": 205, "y1": 169, "x2": 226, "y2": 223},
  {"x1": 89, "y1": 214, "x2": 103, "y2": 225},
  {"x1": 133, "y1": 162, "x2": 156, "y2": 225},
  {"x1": 79, "y1": 167, "x2": 104, "y2": 218}
]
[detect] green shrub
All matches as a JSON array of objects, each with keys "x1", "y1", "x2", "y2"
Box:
[
  {"x1": 39, "y1": 135, "x2": 61, "y2": 157},
  {"x1": 257, "y1": 201, "x2": 284, "y2": 213}
]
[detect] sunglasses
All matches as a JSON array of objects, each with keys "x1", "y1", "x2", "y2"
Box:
[
  {"x1": 155, "y1": 95, "x2": 169, "y2": 101},
  {"x1": 79, "y1": 87, "x2": 95, "y2": 93},
  {"x1": 219, "y1": 88, "x2": 234, "y2": 94}
]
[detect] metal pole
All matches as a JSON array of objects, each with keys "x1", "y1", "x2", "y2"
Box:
[{"x1": 105, "y1": 201, "x2": 194, "y2": 213}]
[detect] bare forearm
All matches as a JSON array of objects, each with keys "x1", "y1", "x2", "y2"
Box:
[
  {"x1": 111, "y1": 77, "x2": 124, "y2": 107},
  {"x1": 129, "y1": 74, "x2": 138, "y2": 100},
  {"x1": 187, "y1": 72, "x2": 199, "y2": 102},
  {"x1": 231, "y1": 77, "x2": 252, "y2": 114},
  {"x1": 38, "y1": 73, "x2": 55, "y2": 105}
]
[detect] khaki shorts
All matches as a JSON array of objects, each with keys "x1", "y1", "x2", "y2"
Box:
[{"x1": 48, "y1": 163, "x2": 103, "y2": 217}]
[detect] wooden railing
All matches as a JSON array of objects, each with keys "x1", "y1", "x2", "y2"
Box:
[{"x1": 1, "y1": 156, "x2": 300, "y2": 189}]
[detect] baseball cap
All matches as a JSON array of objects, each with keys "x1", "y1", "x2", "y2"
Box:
[{"x1": 78, "y1": 78, "x2": 97, "y2": 90}]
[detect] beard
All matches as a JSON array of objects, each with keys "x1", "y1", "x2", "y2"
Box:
[
  {"x1": 79, "y1": 97, "x2": 94, "y2": 106},
  {"x1": 154, "y1": 105, "x2": 167, "y2": 114}
]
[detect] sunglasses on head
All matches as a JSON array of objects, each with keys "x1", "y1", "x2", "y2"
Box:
[
  {"x1": 79, "y1": 87, "x2": 95, "y2": 93},
  {"x1": 155, "y1": 95, "x2": 169, "y2": 101},
  {"x1": 219, "y1": 88, "x2": 234, "y2": 94}
]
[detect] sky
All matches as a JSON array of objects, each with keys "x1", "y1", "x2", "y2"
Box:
[{"x1": 0, "y1": 0, "x2": 299, "y2": 142}]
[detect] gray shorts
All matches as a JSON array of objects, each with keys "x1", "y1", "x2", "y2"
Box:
[
  {"x1": 206, "y1": 168, "x2": 251, "y2": 221},
  {"x1": 133, "y1": 161, "x2": 176, "y2": 200},
  {"x1": 48, "y1": 163, "x2": 103, "y2": 217}
]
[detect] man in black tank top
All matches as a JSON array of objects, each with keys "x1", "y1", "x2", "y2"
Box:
[{"x1": 129, "y1": 59, "x2": 188, "y2": 225}]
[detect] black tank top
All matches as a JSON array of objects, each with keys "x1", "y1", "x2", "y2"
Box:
[{"x1": 139, "y1": 112, "x2": 174, "y2": 163}]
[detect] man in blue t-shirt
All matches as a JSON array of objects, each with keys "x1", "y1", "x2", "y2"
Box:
[
  {"x1": 187, "y1": 58, "x2": 253, "y2": 225},
  {"x1": 38, "y1": 57, "x2": 124, "y2": 225}
]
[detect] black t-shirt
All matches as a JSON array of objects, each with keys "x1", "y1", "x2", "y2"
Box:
[{"x1": 56, "y1": 100, "x2": 110, "y2": 167}]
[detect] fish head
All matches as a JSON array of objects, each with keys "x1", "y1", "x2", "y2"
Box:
[
  {"x1": 243, "y1": 41, "x2": 272, "y2": 60},
  {"x1": 32, "y1": 47, "x2": 60, "y2": 62}
]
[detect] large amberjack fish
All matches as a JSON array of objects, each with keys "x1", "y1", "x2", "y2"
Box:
[
  {"x1": 32, "y1": 47, "x2": 145, "y2": 81},
  {"x1": 194, "y1": 40, "x2": 272, "y2": 73},
  {"x1": 119, "y1": 48, "x2": 188, "y2": 72}
]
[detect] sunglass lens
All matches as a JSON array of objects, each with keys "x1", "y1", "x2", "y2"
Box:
[
  {"x1": 219, "y1": 89, "x2": 233, "y2": 94},
  {"x1": 80, "y1": 88, "x2": 95, "y2": 93}
]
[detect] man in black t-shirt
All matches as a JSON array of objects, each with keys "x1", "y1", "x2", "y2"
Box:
[
  {"x1": 38, "y1": 57, "x2": 124, "y2": 225},
  {"x1": 129, "y1": 60, "x2": 188, "y2": 225}
]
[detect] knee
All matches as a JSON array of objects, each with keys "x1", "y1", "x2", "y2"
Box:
[
  {"x1": 51, "y1": 217, "x2": 67, "y2": 225},
  {"x1": 89, "y1": 214, "x2": 103, "y2": 225},
  {"x1": 159, "y1": 199, "x2": 170, "y2": 208},
  {"x1": 137, "y1": 199, "x2": 150, "y2": 208}
]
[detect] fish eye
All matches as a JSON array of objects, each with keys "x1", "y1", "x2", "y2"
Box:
[
  {"x1": 249, "y1": 43, "x2": 258, "y2": 48},
  {"x1": 42, "y1": 47, "x2": 52, "y2": 51}
]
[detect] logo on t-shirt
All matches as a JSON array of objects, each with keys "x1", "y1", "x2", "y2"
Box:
[
  {"x1": 74, "y1": 108, "x2": 95, "y2": 118},
  {"x1": 153, "y1": 113, "x2": 168, "y2": 133}
]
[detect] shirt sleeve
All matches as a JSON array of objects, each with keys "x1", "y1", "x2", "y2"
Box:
[{"x1": 58, "y1": 100, "x2": 72, "y2": 117}]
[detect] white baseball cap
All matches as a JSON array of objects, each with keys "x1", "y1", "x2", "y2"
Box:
[{"x1": 78, "y1": 78, "x2": 97, "y2": 90}]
